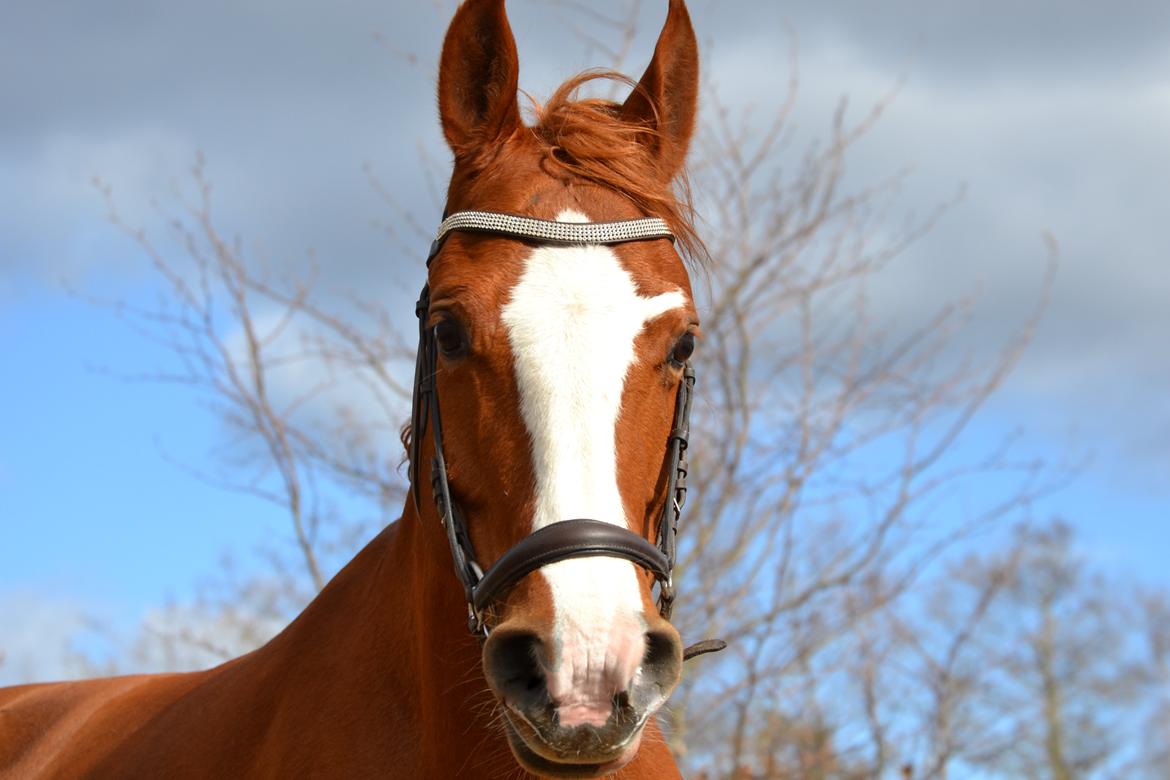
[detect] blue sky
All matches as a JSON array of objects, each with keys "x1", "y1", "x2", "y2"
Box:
[{"x1": 2, "y1": 0, "x2": 1168, "y2": 684}]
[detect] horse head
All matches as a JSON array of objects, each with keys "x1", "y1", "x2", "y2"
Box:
[{"x1": 416, "y1": 0, "x2": 703, "y2": 774}]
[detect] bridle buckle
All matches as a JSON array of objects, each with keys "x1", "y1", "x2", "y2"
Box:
[{"x1": 467, "y1": 604, "x2": 488, "y2": 638}]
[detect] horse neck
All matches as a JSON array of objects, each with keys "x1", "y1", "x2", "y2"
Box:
[
  {"x1": 250, "y1": 497, "x2": 511, "y2": 774},
  {"x1": 385, "y1": 500, "x2": 511, "y2": 772}
]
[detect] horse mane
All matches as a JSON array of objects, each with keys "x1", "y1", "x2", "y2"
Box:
[{"x1": 528, "y1": 70, "x2": 707, "y2": 265}]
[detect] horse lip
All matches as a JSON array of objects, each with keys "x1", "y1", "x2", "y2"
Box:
[
  {"x1": 501, "y1": 717, "x2": 608, "y2": 778},
  {"x1": 500, "y1": 708, "x2": 645, "y2": 773}
]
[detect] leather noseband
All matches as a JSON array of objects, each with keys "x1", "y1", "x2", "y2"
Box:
[{"x1": 471, "y1": 519, "x2": 670, "y2": 616}]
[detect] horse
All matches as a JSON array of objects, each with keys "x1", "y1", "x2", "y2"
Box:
[{"x1": 0, "y1": 1, "x2": 712, "y2": 776}]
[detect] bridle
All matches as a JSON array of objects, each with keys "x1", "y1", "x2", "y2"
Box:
[{"x1": 410, "y1": 210, "x2": 721, "y2": 660}]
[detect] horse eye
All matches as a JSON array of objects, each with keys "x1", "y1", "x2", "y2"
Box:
[
  {"x1": 669, "y1": 332, "x2": 695, "y2": 367},
  {"x1": 434, "y1": 319, "x2": 468, "y2": 358}
]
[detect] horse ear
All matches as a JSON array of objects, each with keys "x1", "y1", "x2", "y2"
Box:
[
  {"x1": 437, "y1": 0, "x2": 522, "y2": 160},
  {"x1": 620, "y1": 0, "x2": 699, "y2": 180}
]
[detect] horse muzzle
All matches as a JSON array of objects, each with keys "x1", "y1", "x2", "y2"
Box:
[{"x1": 483, "y1": 621, "x2": 683, "y2": 777}]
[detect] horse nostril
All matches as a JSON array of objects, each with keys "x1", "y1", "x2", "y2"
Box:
[
  {"x1": 643, "y1": 629, "x2": 680, "y2": 669},
  {"x1": 483, "y1": 628, "x2": 550, "y2": 713},
  {"x1": 632, "y1": 628, "x2": 683, "y2": 708}
]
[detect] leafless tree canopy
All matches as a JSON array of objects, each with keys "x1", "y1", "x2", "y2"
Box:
[{"x1": 34, "y1": 3, "x2": 1168, "y2": 778}]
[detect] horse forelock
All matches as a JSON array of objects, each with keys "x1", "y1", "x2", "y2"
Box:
[{"x1": 528, "y1": 70, "x2": 707, "y2": 268}]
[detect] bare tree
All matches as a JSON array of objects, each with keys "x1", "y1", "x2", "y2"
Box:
[
  {"x1": 693, "y1": 520, "x2": 1170, "y2": 780},
  {"x1": 597, "y1": 11, "x2": 1056, "y2": 775},
  {"x1": 950, "y1": 523, "x2": 1159, "y2": 780},
  {"x1": 1136, "y1": 592, "x2": 1170, "y2": 780},
  {"x1": 73, "y1": 3, "x2": 1170, "y2": 780},
  {"x1": 85, "y1": 155, "x2": 417, "y2": 660}
]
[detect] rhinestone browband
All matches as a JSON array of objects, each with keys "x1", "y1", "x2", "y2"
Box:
[{"x1": 434, "y1": 211, "x2": 675, "y2": 247}]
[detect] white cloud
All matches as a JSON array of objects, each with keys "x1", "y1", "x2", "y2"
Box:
[
  {"x1": 0, "y1": 587, "x2": 293, "y2": 687},
  {"x1": 219, "y1": 306, "x2": 413, "y2": 439},
  {"x1": 0, "y1": 591, "x2": 109, "y2": 685},
  {"x1": 690, "y1": 15, "x2": 1170, "y2": 487}
]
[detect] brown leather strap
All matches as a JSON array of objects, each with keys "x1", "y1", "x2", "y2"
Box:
[
  {"x1": 682, "y1": 639, "x2": 727, "y2": 661},
  {"x1": 471, "y1": 519, "x2": 670, "y2": 615}
]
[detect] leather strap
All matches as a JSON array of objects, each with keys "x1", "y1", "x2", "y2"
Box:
[
  {"x1": 472, "y1": 519, "x2": 670, "y2": 615},
  {"x1": 683, "y1": 639, "x2": 728, "y2": 661},
  {"x1": 654, "y1": 363, "x2": 693, "y2": 619}
]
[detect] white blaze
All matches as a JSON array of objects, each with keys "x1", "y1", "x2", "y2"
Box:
[{"x1": 500, "y1": 210, "x2": 684, "y2": 712}]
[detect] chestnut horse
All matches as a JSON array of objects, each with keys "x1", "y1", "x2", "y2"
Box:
[{"x1": 0, "y1": 1, "x2": 709, "y2": 777}]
